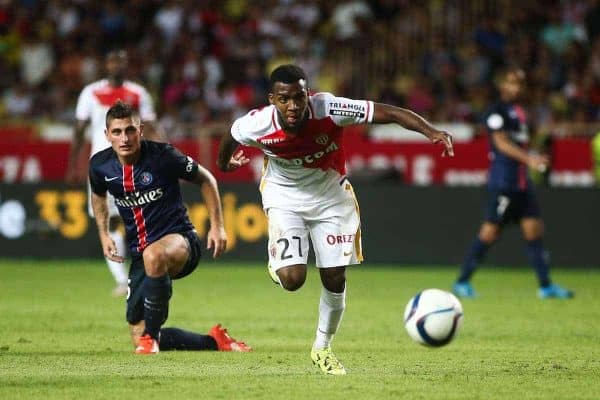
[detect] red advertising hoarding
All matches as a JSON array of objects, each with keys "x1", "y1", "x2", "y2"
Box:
[{"x1": 0, "y1": 130, "x2": 593, "y2": 186}]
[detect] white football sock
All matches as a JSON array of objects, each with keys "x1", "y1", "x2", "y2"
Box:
[
  {"x1": 313, "y1": 286, "x2": 346, "y2": 350},
  {"x1": 107, "y1": 230, "x2": 128, "y2": 285}
]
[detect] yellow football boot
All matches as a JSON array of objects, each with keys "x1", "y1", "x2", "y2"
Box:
[{"x1": 311, "y1": 347, "x2": 347, "y2": 375}]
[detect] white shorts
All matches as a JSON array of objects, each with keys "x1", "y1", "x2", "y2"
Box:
[
  {"x1": 87, "y1": 181, "x2": 120, "y2": 218},
  {"x1": 266, "y1": 181, "x2": 363, "y2": 270}
]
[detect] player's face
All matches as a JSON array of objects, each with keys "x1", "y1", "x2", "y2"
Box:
[
  {"x1": 105, "y1": 117, "x2": 143, "y2": 160},
  {"x1": 268, "y1": 80, "x2": 309, "y2": 132},
  {"x1": 499, "y1": 71, "x2": 524, "y2": 101},
  {"x1": 106, "y1": 52, "x2": 127, "y2": 81}
]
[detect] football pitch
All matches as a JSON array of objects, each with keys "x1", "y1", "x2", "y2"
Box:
[{"x1": 0, "y1": 260, "x2": 598, "y2": 400}]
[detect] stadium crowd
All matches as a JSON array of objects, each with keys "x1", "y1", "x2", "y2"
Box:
[{"x1": 1, "y1": 0, "x2": 600, "y2": 140}]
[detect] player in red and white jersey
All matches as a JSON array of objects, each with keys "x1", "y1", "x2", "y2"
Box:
[
  {"x1": 217, "y1": 64, "x2": 454, "y2": 375},
  {"x1": 230, "y1": 90, "x2": 372, "y2": 210},
  {"x1": 67, "y1": 50, "x2": 159, "y2": 297}
]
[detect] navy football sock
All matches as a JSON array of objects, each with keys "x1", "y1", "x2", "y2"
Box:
[
  {"x1": 457, "y1": 238, "x2": 490, "y2": 283},
  {"x1": 159, "y1": 327, "x2": 218, "y2": 351},
  {"x1": 143, "y1": 274, "x2": 172, "y2": 340},
  {"x1": 525, "y1": 239, "x2": 551, "y2": 287}
]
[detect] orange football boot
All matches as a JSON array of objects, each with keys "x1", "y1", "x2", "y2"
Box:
[
  {"x1": 135, "y1": 334, "x2": 159, "y2": 354},
  {"x1": 208, "y1": 324, "x2": 252, "y2": 352}
]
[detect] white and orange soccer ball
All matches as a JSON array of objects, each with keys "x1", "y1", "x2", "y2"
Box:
[{"x1": 404, "y1": 289, "x2": 464, "y2": 347}]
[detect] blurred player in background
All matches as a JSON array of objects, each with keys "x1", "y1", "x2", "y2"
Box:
[
  {"x1": 217, "y1": 64, "x2": 453, "y2": 375},
  {"x1": 67, "y1": 50, "x2": 162, "y2": 296},
  {"x1": 453, "y1": 67, "x2": 574, "y2": 299},
  {"x1": 89, "y1": 101, "x2": 250, "y2": 354}
]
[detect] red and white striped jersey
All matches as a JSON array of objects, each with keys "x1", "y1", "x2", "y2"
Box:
[
  {"x1": 231, "y1": 92, "x2": 373, "y2": 209},
  {"x1": 76, "y1": 79, "x2": 156, "y2": 156}
]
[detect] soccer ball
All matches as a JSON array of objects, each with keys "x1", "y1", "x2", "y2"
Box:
[{"x1": 403, "y1": 289, "x2": 463, "y2": 347}]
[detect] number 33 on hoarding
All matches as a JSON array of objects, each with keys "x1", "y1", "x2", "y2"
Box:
[{"x1": 35, "y1": 190, "x2": 88, "y2": 239}]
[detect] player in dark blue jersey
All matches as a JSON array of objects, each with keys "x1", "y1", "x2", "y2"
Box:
[
  {"x1": 453, "y1": 67, "x2": 573, "y2": 299},
  {"x1": 89, "y1": 101, "x2": 251, "y2": 354}
]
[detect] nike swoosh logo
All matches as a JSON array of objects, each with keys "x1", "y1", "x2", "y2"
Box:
[
  {"x1": 343, "y1": 251, "x2": 352, "y2": 256},
  {"x1": 104, "y1": 176, "x2": 119, "y2": 182}
]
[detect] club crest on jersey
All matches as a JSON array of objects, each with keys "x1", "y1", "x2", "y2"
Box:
[
  {"x1": 315, "y1": 134, "x2": 329, "y2": 145},
  {"x1": 140, "y1": 172, "x2": 153, "y2": 185}
]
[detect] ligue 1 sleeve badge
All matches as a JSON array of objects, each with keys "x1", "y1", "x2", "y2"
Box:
[{"x1": 140, "y1": 172, "x2": 153, "y2": 185}]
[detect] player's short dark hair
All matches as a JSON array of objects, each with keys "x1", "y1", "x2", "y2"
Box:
[
  {"x1": 269, "y1": 64, "x2": 307, "y2": 90},
  {"x1": 105, "y1": 49, "x2": 127, "y2": 61},
  {"x1": 105, "y1": 100, "x2": 138, "y2": 127},
  {"x1": 496, "y1": 65, "x2": 525, "y2": 84}
]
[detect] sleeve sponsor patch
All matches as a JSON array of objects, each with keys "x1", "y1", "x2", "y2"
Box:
[
  {"x1": 329, "y1": 109, "x2": 365, "y2": 118},
  {"x1": 328, "y1": 102, "x2": 366, "y2": 117}
]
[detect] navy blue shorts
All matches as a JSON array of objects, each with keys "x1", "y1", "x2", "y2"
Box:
[
  {"x1": 126, "y1": 230, "x2": 202, "y2": 324},
  {"x1": 484, "y1": 189, "x2": 541, "y2": 226}
]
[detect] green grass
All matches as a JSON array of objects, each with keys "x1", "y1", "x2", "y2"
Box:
[{"x1": 0, "y1": 260, "x2": 598, "y2": 399}]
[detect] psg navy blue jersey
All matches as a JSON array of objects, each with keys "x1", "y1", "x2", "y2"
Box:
[
  {"x1": 89, "y1": 141, "x2": 198, "y2": 255},
  {"x1": 484, "y1": 101, "x2": 531, "y2": 191}
]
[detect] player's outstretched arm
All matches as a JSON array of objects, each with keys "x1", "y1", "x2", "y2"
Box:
[
  {"x1": 491, "y1": 131, "x2": 548, "y2": 172},
  {"x1": 191, "y1": 165, "x2": 227, "y2": 258},
  {"x1": 66, "y1": 120, "x2": 89, "y2": 183},
  {"x1": 372, "y1": 103, "x2": 454, "y2": 157},
  {"x1": 217, "y1": 131, "x2": 250, "y2": 172},
  {"x1": 91, "y1": 192, "x2": 124, "y2": 262}
]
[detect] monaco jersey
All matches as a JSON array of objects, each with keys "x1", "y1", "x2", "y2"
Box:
[
  {"x1": 76, "y1": 79, "x2": 156, "y2": 156},
  {"x1": 231, "y1": 92, "x2": 373, "y2": 209},
  {"x1": 89, "y1": 141, "x2": 197, "y2": 255}
]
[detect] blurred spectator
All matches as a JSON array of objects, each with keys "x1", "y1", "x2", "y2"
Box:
[
  {"x1": 562, "y1": 67, "x2": 587, "y2": 107},
  {"x1": 154, "y1": 0, "x2": 184, "y2": 44},
  {"x1": 0, "y1": 0, "x2": 599, "y2": 137},
  {"x1": 584, "y1": 0, "x2": 600, "y2": 43},
  {"x1": 540, "y1": 8, "x2": 586, "y2": 56},
  {"x1": 405, "y1": 76, "x2": 435, "y2": 117},
  {"x1": 3, "y1": 81, "x2": 34, "y2": 118},
  {"x1": 100, "y1": 2, "x2": 127, "y2": 46},
  {"x1": 20, "y1": 30, "x2": 54, "y2": 87},
  {"x1": 459, "y1": 42, "x2": 492, "y2": 89},
  {"x1": 331, "y1": 0, "x2": 372, "y2": 40},
  {"x1": 79, "y1": 45, "x2": 100, "y2": 85},
  {"x1": 47, "y1": 0, "x2": 79, "y2": 37},
  {"x1": 474, "y1": 15, "x2": 507, "y2": 65}
]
